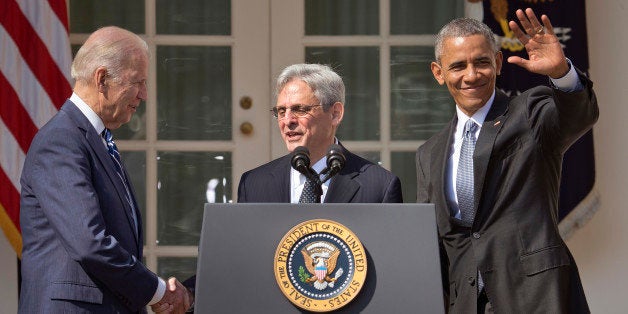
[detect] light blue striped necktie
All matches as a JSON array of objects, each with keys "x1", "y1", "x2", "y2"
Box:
[
  {"x1": 456, "y1": 119, "x2": 484, "y2": 291},
  {"x1": 457, "y1": 119, "x2": 478, "y2": 225},
  {"x1": 102, "y1": 129, "x2": 138, "y2": 235}
]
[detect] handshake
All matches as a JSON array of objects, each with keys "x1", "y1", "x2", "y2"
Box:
[{"x1": 151, "y1": 277, "x2": 194, "y2": 313}]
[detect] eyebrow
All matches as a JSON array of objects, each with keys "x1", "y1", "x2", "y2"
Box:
[
  {"x1": 447, "y1": 56, "x2": 492, "y2": 70},
  {"x1": 276, "y1": 104, "x2": 314, "y2": 108}
]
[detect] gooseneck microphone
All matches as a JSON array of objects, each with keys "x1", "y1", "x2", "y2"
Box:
[
  {"x1": 321, "y1": 144, "x2": 346, "y2": 183},
  {"x1": 291, "y1": 146, "x2": 311, "y2": 175},
  {"x1": 291, "y1": 146, "x2": 322, "y2": 202}
]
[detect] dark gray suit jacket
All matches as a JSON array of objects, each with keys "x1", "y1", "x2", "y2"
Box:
[
  {"x1": 238, "y1": 145, "x2": 403, "y2": 203},
  {"x1": 416, "y1": 70, "x2": 598, "y2": 313},
  {"x1": 19, "y1": 100, "x2": 157, "y2": 313}
]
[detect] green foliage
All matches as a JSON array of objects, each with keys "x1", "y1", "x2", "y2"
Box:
[{"x1": 298, "y1": 266, "x2": 310, "y2": 283}]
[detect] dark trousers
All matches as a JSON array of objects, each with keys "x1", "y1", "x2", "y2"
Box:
[{"x1": 478, "y1": 290, "x2": 493, "y2": 313}]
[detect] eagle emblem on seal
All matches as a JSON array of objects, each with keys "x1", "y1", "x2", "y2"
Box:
[{"x1": 300, "y1": 241, "x2": 344, "y2": 290}]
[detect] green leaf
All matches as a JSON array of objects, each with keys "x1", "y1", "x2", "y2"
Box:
[{"x1": 298, "y1": 266, "x2": 310, "y2": 283}]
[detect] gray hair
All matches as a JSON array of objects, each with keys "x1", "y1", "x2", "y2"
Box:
[
  {"x1": 275, "y1": 63, "x2": 345, "y2": 110},
  {"x1": 434, "y1": 18, "x2": 498, "y2": 62},
  {"x1": 71, "y1": 26, "x2": 149, "y2": 84}
]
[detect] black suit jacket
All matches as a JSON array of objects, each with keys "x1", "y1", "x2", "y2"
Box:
[
  {"x1": 238, "y1": 145, "x2": 403, "y2": 203},
  {"x1": 416, "y1": 70, "x2": 598, "y2": 313}
]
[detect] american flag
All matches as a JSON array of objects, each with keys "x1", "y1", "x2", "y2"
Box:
[{"x1": 0, "y1": 0, "x2": 72, "y2": 257}]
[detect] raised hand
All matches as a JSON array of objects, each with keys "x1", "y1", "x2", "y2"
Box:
[
  {"x1": 150, "y1": 277, "x2": 192, "y2": 313},
  {"x1": 507, "y1": 8, "x2": 569, "y2": 78}
]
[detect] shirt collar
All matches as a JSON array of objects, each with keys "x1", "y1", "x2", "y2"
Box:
[
  {"x1": 70, "y1": 93, "x2": 106, "y2": 135},
  {"x1": 455, "y1": 89, "x2": 495, "y2": 127}
]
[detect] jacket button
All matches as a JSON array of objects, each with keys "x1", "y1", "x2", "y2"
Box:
[
  {"x1": 472, "y1": 232, "x2": 481, "y2": 239},
  {"x1": 468, "y1": 276, "x2": 475, "y2": 286}
]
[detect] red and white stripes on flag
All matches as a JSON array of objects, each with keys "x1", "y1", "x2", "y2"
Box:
[{"x1": 0, "y1": 0, "x2": 72, "y2": 257}]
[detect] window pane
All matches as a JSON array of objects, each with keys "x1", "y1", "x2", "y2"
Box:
[
  {"x1": 390, "y1": 0, "x2": 464, "y2": 34},
  {"x1": 157, "y1": 152, "x2": 232, "y2": 246},
  {"x1": 157, "y1": 46, "x2": 231, "y2": 140},
  {"x1": 120, "y1": 151, "x2": 146, "y2": 244},
  {"x1": 305, "y1": 0, "x2": 378, "y2": 35},
  {"x1": 69, "y1": 0, "x2": 145, "y2": 34},
  {"x1": 306, "y1": 47, "x2": 380, "y2": 141},
  {"x1": 391, "y1": 46, "x2": 454, "y2": 140},
  {"x1": 156, "y1": 0, "x2": 230, "y2": 35},
  {"x1": 391, "y1": 152, "x2": 416, "y2": 203},
  {"x1": 116, "y1": 102, "x2": 147, "y2": 140},
  {"x1": 157, "y1": 257, "x2": 198, "y2": 283}
]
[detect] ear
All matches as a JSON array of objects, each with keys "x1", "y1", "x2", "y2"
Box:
[
  {"x1": 95, "y1": 67, "x2": 108, "y2": 92},
  {"x1": 495, "y1": 51, "x2": 503, "y2": 76},
  {"x1": 430, "y1": 61, "x2": 445, "y2": 85},
  {"x1": 330, "y1": 102, "x2": 344, "y2": 127}
]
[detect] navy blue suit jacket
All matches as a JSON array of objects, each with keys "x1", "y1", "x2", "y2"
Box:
[{"x1": 19, "y1": 100, "x2": 157, "y2": 313}]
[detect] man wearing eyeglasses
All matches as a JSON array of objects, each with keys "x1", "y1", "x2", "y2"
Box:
[
  {"x1": 181, "y1": 64, "x2": 403, "y2": 307},
  {"x1": 238, "y1": 63, "x2": 403, "y2": 204}
]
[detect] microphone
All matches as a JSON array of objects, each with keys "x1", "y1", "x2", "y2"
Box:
[
  {"x1": 291, "y1": 146, "x2": 311, "y2": 176},
  {"x1": 321, "y1": 144, "x2": 346, "y2": 183}
]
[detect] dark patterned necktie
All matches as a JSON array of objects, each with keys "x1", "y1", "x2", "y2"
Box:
[
  {"x1": 103, "y1": 129, "x2": 127, "y2": 182},
  {"x1": 102, "y1": 129, "x2": 138, "y2": 234},
  {"x1": 299, "y1": 177, "x2": 320, "y2": 203},
  {"x1": 456, "y1": 119, "x2": 478, "y2": 225}
]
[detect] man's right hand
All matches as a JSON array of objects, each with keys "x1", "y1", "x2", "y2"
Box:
[{"x1": 150, "y1": 277, "x2": 192, "y2": 313}]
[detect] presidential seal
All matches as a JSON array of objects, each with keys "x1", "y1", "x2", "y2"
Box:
[{"x1": 274, "y1": 219, "x2": 367, "y2": 312}]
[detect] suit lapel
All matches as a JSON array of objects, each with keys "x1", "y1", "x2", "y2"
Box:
[
  {"x1": 63, "y1": 102, "x2": 141, "y2": 247},
  {"x1": 433, "y1": 118, "x2": 457, "y2": 218},
  {"x1": 323, "y1": 145, "x2": 360, "y2": 203},
  {"x1": 325, "y1": 169, "x2": 360, "y2": 203},
  {"x1": 473, "y1": 91, "x2": 508, "y2": 215}
]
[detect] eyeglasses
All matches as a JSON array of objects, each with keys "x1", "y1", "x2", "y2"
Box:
[{"x1": 270, "y1": 104, "x2": 322, "y2": 119}]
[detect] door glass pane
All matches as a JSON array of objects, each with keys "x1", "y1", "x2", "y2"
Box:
[
  {"x1": 391, "y1": 46, "x2": 454, "y2": 140},
  {"x1": 156, "y1": 0, "x2": 230, "y2": 35},
  {"x1": 115, "y1": 102, "x2": 147, "y2": 140},
  {"x1": 305, "y1": 0, "x2": 378, "y2": 35},
  {"x1": 69, "y1": 0, "x2": 145, "y2": 34},
  {"x1": 157, "y1": 46, "x2": 232, "y2": 140},
  {"x1": 391, "y1": 152, "x2": 416, "y2": 203},
  {"x1": 120, "y1": 151, "x2": 146, "y2": 243},
  {"x1": 157, "y1": 151, "x2": 232, "y2": 246},
  {"x1": 306, "y1": 47, "x2": 380, "y2": 141},
  {"x1": 157, "y1": 257, "x2": 198, "y2": 283},
  {"x1": 390, "y1": 0, "x2": 464, "y2": 34}
]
